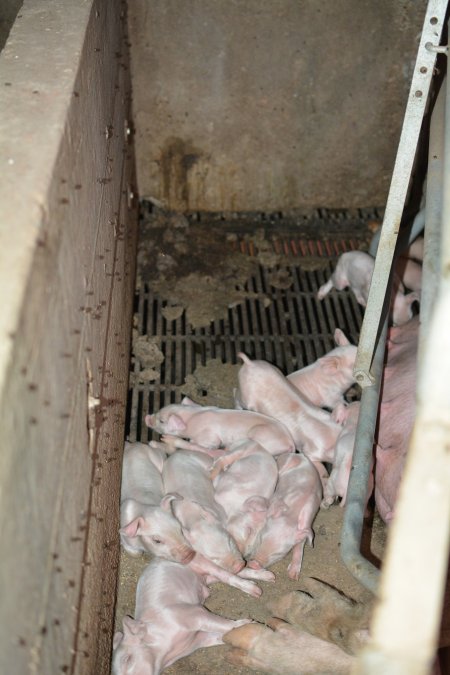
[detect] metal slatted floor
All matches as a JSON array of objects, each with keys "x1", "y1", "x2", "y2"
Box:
[{"x1": 126, "y1": 207, "x2": 373, "y2": 442}]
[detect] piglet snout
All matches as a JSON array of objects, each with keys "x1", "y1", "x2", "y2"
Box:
[
  {"x1": 145, "y1": 414, "x2": 155, "y2": 428},
  {"x1": 179, "y1": 548, "x2": 196, "y2": 565},
  {"x1": 246, "y1": 560, "x2": 263, "y2": 570},
  {"x1": 231, "y1": 559, "x2": 246, "y2": 574}
]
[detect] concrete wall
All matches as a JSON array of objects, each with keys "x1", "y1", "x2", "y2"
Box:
[
  {"x1": 0, "y1": 1, "x2": 137, "y2": 673},
  {"x1": 128, "y1": 0, "x2": 427, "y2": 212},
  {"x1": 0, "y1": 0, "x2": 22, "y2": 51}
]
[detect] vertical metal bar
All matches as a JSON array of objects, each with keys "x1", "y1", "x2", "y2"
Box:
[
  {"x1": 354, "y1": 45, "x2": 450, "y2": 675},
  {"x1": 340, "y1": 318, "x2": 387, "y2": 594},
  {"x1": 354, "y1": 0, "x2": 446, "y2": 387},
  {"x1": 419, "y1": 77, "x2": 445, "y2": 358}
]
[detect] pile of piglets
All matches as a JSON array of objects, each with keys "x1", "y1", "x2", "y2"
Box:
[{"x1": 113, "y1": 242, "x2": 423, "y2": 674}]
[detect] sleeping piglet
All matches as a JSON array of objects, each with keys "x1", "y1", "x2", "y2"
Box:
[
  {"x1": 287, "y1": 328, "x2": 357, "y2": 409},
  {"x1": 162, "y1": 450, "x2": 245, "y2": 574},
  {"x1": 146, "y1": 400, "x2": 295, "y2": 457},
  {"x1": 236, "y1": 353, "x2": 341, "y2": 464},
  {"x1": 247, "y1": 452, "x2": 322, "y2": 580},
  {"x1": 211, "y1": 439, "x2": 279, "y2": 558},
  {"x1": 112, "y1": 557, "x2": 253, "y2": 675},
  {"x1": 119, "y1": 442, "x2": 194, "y2": 564}
]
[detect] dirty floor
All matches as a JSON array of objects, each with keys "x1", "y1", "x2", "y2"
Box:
[{"x1": 114, "y1": 207, "x2": 381, "y2": 673}]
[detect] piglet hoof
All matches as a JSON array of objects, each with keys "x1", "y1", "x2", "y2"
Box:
[
  {"x1": 320, "y1": 497, "x2": 334, "y2": 510},
  {"x1": 238, "y1": 568, "x2": 276, "y2": 582},
  {"x1": 286, "y1": 563, "x2": 301, "y2": 581},
  {"x1": 160, "y1": 435, "x2": 179, "y2": 453},
  {"x1": 149, "y1": 440, "x2": 171, "y2": 453},
  {"x1": 224, "y1": 623, "x2": 270, "y2": 670},
  {"x1": 246, "y1": 560, "x2": 263, "y2": 570}
]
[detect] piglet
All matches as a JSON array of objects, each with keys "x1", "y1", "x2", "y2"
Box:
[
  {"x1": 112, "y1": 557, "x2": 253, "y2": 675},
  {"x1": 395, "y1": 256, "x2": 422, "y2": 292},
  {"x1": 162, "y1": 450, "x2": 245, "y2": 574},
  {"x1": 212, "y1": 440, "x2": 279, "y2": 558},
  {"x1": 236, "y1": 353, "x2": 341, "y2": 464},
  {"x1": 286, "y1": 328, "x2": 357, "y2": 409},
  {"x1": 146, "y1": 400, "x2": 295, "y2": 456},
  {"x1": 247, "y1": 452, "x2": 322, "y2": 580},
  {"x1": 317, "y1": 250, "x2": 418, "y2": 326},
  {"x1": 224, "y1": 578, "x2": 370, "y2": 674},
  {"x1": 321, "y1": 401, "x2": 363, "y2": 509},
  {"x1": 119, "y1": 442, "x2": 194, "y2": 564},
  {"x1": 403, "y1": 235, "x2": 424, "y2": 262}
]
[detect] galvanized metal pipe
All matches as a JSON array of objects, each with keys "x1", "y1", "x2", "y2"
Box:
[
  {"x1": 340, "y1": 318, "x2": 387, "y2": 594},
  {"x1": 354, "y1": 0, "x2": 445, "y2": 387},
  {"x1": 368, "y1": 207, "x2": 425, "y2": 258},
  {"x1": 352, "y1": 32, "x2": 450, "y2": 675},
  {"x1": 341, "y1": 1, "x2": 448, "y2": 596},
  {"x1": 420, "y1": 76, "x2": 445, "y2": 357}
]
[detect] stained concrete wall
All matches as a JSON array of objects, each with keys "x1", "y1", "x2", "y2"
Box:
[
  {"x1": 0, "y1": 1, "x2": 137, "y2": 673},
  {"x1": 0, "y1": 0, "x2": 22, "y2": 51},
  {"x1": 129, "y1": 0, "x2": 427, "y2": 212}
]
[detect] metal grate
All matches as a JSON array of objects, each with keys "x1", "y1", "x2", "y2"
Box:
[{"x1": 126, "y1": 228, "x2": 367, "y2": 443}]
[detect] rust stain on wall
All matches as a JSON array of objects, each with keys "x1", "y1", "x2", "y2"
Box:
[{"x1": 159, "y1": 137, "x2": 202, "y2": 210}]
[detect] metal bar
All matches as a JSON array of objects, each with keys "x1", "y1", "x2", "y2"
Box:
[
  {"x1": 340, "y1": 317, "x2": 387, "y2": 594},
  {"x1": 354, "y1": 0, "x2": 446, "y2": 388},
  {"x1": 353, "y1": 41, "x2": 450, "y2": 675},
  {"x1": 368, "y1": 207, "x2": 425, "y2": 258},
  {"x1": 419, "y1": 76, "x2": 445, "y2": 358}
]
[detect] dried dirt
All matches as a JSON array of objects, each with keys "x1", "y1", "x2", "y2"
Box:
[{"x1": 135, "y1": 209, "x2": 335, "y2": 329}]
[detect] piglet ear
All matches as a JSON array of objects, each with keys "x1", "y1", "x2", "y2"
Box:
[
  {"x1": 122, "y1": 616, "x2": 141, "y2": 636},
  {"x1": 113, "y1": 631, "x2": 124, "y2": 650},
  {"x1": 167, "y1": 413, "x2": 186, "y2": 433},
  {"x1": 318, "y1": 354, "x2": 339, "y2": 373},
  {"x1": 181, "y1": 396, "x2": 196, "y2": 406},
  {"x1": 268, "y1": 498, "x2": 288, "y2": 519},
  {"x1": 244, "y1": 496, "x2": 269, "y2": 512},
  {"x1": 194, "y1": 502, "x2": 218, "y2": 523},
  {"x1": 160, "y1": 493, "x2": 183, "y2": 511},
  {"x1": 120, "y1": 516, "x2": 144, "y2": 538},
  {"x1": 334, "y1": 328, "x2": 350, "y2": 346}
]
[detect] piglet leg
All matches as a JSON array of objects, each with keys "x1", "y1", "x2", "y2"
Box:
[
  {"x1": 210, "y1": 443, "x2": 258, "y2": 480},
  {"x1": 317, "y1": 278, "x2": 334, "y2": 300},
  {"x1": 238, "y1": 568, "x2": 276, "y2": 582},
  {"x1": 287, "y1": 540, "x2": 307, "y2": 581},
  {"x1": 267, "y1": 578, "x2": 371, "y2": 655},
  {"x1": 160, "y1": 435, "x2": 226, "y2": 458},
  {"x1": 189, "y1": 554, "x2": 262, "y2": 598},
  {"x1": 184, "y1": 606, "x2": 252, "y2": 643},
  {"x1": 224, "y1": 618, "x2": 354, "y2": 674}
]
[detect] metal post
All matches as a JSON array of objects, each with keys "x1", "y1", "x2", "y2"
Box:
[
  {"x1": 353, "y1": 29, "x2": 450, "y2": 675},
  {"x1": 340, "y1": 319, "x2": 387, "y2": 593},
  {"x1": 354, "y1": 0, "x2": 446, "y2": 387}
]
